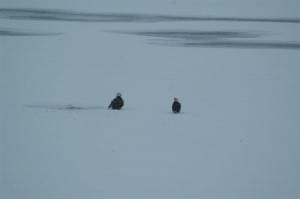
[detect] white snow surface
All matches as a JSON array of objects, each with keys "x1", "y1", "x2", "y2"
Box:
[{"x1": 1, "y1": 1, "x2": 300, "y2": 199}]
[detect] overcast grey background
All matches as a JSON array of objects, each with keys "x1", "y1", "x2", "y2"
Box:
[{"x1": 1, "y1": 0, "x2": 300, "y2": 199}]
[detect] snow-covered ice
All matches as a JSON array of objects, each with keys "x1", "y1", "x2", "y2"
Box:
[{"x1": 1, "y1": 1, "x2": 300, "y2": 199}]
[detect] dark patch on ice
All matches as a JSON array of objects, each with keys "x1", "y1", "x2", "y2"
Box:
[
  {"x1": 118, "y1": 30, "x2": 260, "y2": 40},
  {"x1": 179, "y1": 41, "x2": 300, "y2": 49},
  {"x1": 116, "y1": 30, "x2": 300, "y2": 50},
  {"x1": 1, "y1": 8, "x2": 300, "y2": 24},
  {"x1": 0, "y1": 28, "x2": 61, "y2": 36},
  {"x1": 24, "y1": 104, "x2": 106, "y2": 111}
]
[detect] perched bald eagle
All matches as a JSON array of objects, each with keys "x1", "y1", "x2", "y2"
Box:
[
  {"x1": 172, "y1": 98, "x2": 181, "y2": 113},
  {"x1": 108, "y1": 92, "x2": 124, "y2": 110}
]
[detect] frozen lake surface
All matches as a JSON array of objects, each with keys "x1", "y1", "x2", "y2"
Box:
[{"x1": 1, "y1": 1, "x2": 300, "y2": 199}]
